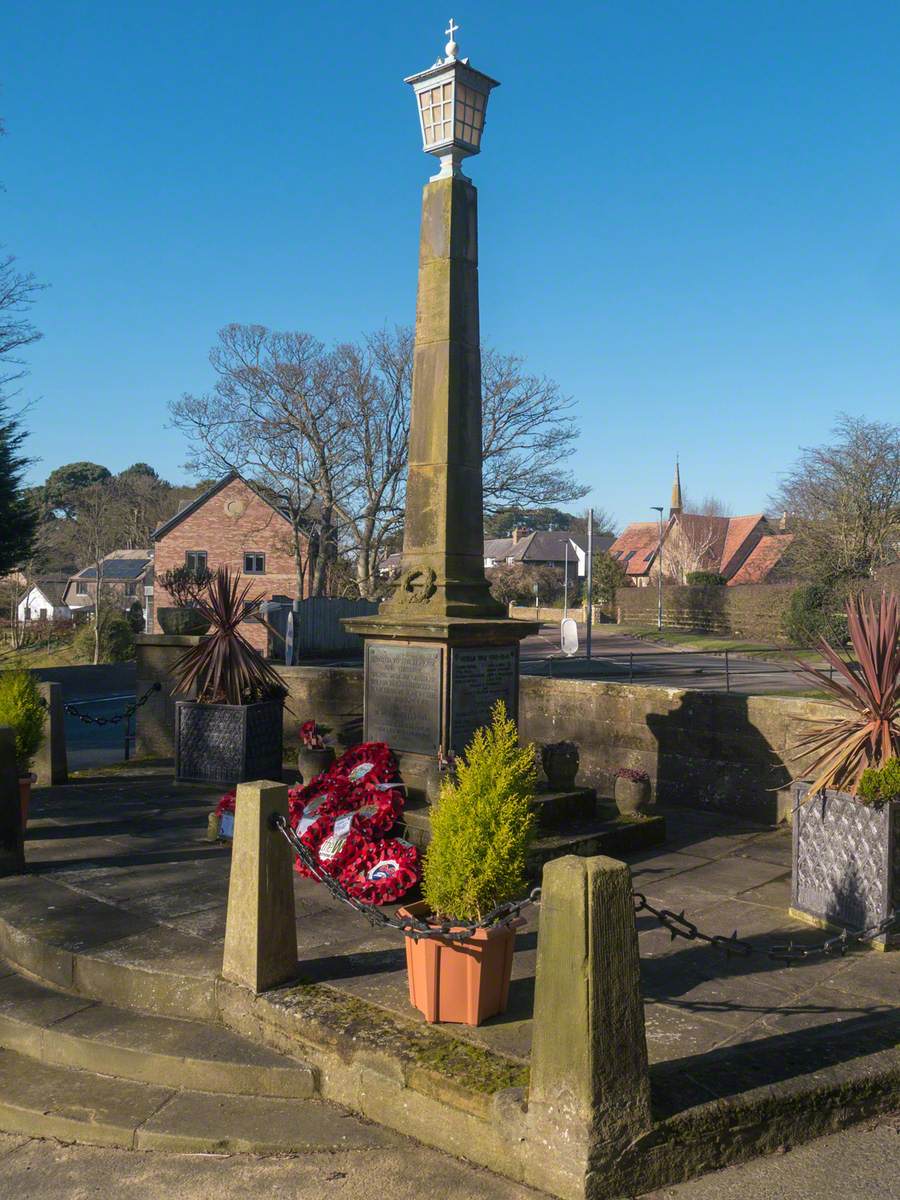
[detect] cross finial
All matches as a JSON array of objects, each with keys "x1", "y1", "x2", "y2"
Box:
[{"x1": 444, "y1": 17, "x2": 460, "y2": 59}]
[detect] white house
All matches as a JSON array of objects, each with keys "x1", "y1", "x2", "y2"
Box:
[{"x1": 17, "y1": 577, "x2": 72, "y2": 623}]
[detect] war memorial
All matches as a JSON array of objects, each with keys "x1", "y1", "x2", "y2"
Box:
[{"x1": 0, "y1": 22, "x2": 896, "y2": 1200}]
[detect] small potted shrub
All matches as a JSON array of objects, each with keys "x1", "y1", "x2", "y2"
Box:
[
  {"x1": 157, "y1": 564, "x2": 213, "y2": 635},
  {"x1": 540, "y1": 740, "x2": 579, "y2": 790},
  {"x1": 399, "y1": 701, "x2": 536, "y2": 1026},
  {"x1": 790, "y1": 592, "x2": 899, "y2": 947},
  {"x1": 171, "y1": 567, "x2": 287, "y2": 786},
  {"x1": 614, "y1": 766, "x2": 652, "y2": 814},
  {"x1": 297, "y1": 720, "x2": 335, "y2": 782},
  {"x1": 0, "y1": 671, "x2": 45, "y2": 828}
]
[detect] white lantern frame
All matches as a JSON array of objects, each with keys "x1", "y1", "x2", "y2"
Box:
[{"x1": 405, "y1": 55, "x2": 499, "y2": 179}]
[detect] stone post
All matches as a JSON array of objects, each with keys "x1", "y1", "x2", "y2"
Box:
[
  {"x1": 0, "y1": 728, "x2": 24, "y2": 876},
  {"x1": 222, "y1": 780, "x2": 297, "y2": 994},
  {"x1": 526, "y1": 854, "x2": 651, "y2": 1199},
  {"x1": 34, "y1": 682, "x2": 67, "y2": 787}
]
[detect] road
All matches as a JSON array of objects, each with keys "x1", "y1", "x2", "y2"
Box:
[
  {"x1": 35, "y1": 663, "x2": 137, "y2": 771},
  {"x1": 519, "y1": 625, "x2": 813, "y2": 693},
  {"x1": 0, "y1": 1115, "x2": 894, "y2": 1199}
]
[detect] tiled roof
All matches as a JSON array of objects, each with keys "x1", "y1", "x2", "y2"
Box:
[
  {"x1": 719, "y1": 514, "x2": 766, "y2": 577},
  {"x1": 24, "y1": 580, "x2": 69, "y2": 606},
  {"x1": 607, "y1": 522, "x2": 666, "y2": 575},
  {"x1": 728, "y1": 535, "x2": 794, "y2": 585}
]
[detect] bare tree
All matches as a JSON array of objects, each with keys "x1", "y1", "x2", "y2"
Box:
[
  {"x1": 170, "y1": 325, "x2": 349, "y2": 597},
  {"x1": 480, "y1": 348, "x2": 587, "y2": 512},
  {"x1": 772, "y1": 414, "x2": 900, "y2": 582},
  {"x1": 68, "y1": 481, "x2": 122, "y2": 664},
  {"x1": 172, "y1": 325, "x2": 587, "y2": 599},
  {"x1": 655, "y1": 516, "x2": 723, "y2": 585}
]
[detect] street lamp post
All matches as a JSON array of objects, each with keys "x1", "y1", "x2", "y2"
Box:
[{"x1": 651, "y1": 506, "x2": 664, "y2": 631}]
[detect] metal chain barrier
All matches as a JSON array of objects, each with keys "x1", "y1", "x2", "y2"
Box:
[
  {"x1": 62, "y1": 681, "x2": 161, "y2": 726},
  {"x1": 273, "y1": 813, "x2": 896, "y2": 958},
  {"x1": 271, "y1": 813, "x2": 541, "y2": 941},
  {"x1": 633, "y1": 891, "x2": 898, "y2": 963}
]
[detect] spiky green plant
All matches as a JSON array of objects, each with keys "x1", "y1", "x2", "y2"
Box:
[
  {"x1": 793, "y1": 591, "x2": 900, "y2": 798},
  {"x1": 422, "y1": 701, "x2": 536, "y2": 923},
  {"x1": 0, "y1": 670, "x2": 45, "y2": 776},
  {"x1": 169, "y1": 566, "x2": 285, "y2": 705}
]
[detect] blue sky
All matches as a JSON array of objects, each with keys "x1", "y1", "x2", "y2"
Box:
[{"x1": 4, "y1": 1, "x2": 900, "y2": 528}]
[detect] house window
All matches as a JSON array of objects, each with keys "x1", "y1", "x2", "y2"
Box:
[
  {"x1": 39, "y1": 608, "x2": 48, "y2": 620},
  {"x1": 76, "y1": 584, "x2": 89, "y2": 597},
  {"x1": 185, "y1": 551, "x2": 208, "y2": 573},
  {"x1": 244, "y1": 552, "x2": 265, "y2": 575}
]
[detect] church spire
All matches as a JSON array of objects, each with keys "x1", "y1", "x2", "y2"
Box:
[{"x1": 670, "y1": 457, "x2": 683, "y2": 517}]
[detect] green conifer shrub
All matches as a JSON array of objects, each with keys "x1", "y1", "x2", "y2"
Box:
[
  {"x1": 422, "y1": 701, "x2": 536, "y2": 923},
  {"x1": 0, "y1": 670, "x2": 45, "y2": 776}
]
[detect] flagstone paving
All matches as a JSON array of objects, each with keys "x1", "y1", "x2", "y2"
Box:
[{"x1": 6, "y1": 767, "x2": 899, "y2": 1121}]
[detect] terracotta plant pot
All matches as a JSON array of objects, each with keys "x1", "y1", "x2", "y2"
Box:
[
  {"x1": 614, "y1": 775, "x2": 652, "y2": 815},
  {"x1": 297, "y1": 745, "x2": 335, "y2": 784},
  {"x1": 398, "y1": 900, "x2": 523, "y2": 1026},
  {"x1": 18, "y1": 776, "x2": 32, "y2": 830},
  {"x1": 541, "y1": 741, "x2": 579, "y2": 790}
]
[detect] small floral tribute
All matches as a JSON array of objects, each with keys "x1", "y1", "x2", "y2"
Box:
[
  {"x1": 299, "y1": 720, "x2": 327, "y2": 750},
  {"x1": 614, "y1": 766, "x2": 650, "y2": 783},
  {"x1": 214, "y1": 737, "x2": 419, "y2": 904}
]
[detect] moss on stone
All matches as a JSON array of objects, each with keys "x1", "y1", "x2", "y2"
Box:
[{"x1": 413, "y1": 1038, "x2": 529, "y2": 1094}]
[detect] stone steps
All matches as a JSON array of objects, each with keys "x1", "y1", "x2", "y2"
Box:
[
  {"x1": 0, "y1": 1044, "x2": 391, "y2": 1154},
  {"x1": 397, "y1": 788, "x2": 666, "y2": 874},
  {"x1": 0, "y1": 966, "x2": 314, "y2": 1098}
]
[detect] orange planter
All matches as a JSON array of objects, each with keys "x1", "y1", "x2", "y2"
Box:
[
  {"x1": 18, "y1": 777, "x2": 32, "y2": 831},
  {"x1": 399, "y1": 901, "x2": 523, "y2": 1026}
]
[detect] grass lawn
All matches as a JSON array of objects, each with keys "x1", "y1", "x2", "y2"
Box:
[
  {"x1": 612, "y1": 624, "x2": 831, "y2": 666},
  {"x1": 0, "y1": 633, "x2": 82, "y2": 669}
]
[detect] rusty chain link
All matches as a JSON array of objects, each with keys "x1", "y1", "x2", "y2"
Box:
[{"x1": 63, "y1": 681, "x2": 161, "y2": 727}]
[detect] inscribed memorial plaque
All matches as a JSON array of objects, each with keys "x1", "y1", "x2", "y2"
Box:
[
  {"x1": 449, "y1": 645, "x2": 518, "y2": 754},
  {"x1": 365, "y1": 643, "x2": 442, "y2": 754}
]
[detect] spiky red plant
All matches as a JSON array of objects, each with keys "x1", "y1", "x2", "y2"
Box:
[
  {"x1": 793, "y1": 591, "x2": 900, "y2": 797},
  {"x1": 170, "y1": 566, "x2": 286, "y2": 706}
]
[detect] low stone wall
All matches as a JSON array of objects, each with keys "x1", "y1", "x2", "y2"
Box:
[
  {"x1": 615, "y1": 582, "x2": 795, "y2": 642},
  {"x1": 135, "y1": 636, "x2": 835, "y2": 823},
  {"x1": 519, "y1": 676, "x2": 836, "y2": 824}
]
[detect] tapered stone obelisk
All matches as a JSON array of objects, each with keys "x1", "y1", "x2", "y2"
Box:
[{"x1": 345, "y1": 25, "x2": 538, "y2": 794}]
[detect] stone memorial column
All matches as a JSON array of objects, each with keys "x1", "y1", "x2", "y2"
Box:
[{"x1": 344, "y1": 25, "x2": 538, "y2": 794}]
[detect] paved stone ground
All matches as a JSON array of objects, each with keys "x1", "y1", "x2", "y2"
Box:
[
  {"x1": 10, "y1": 768, "x2": 900, "y2": 1121},
  {"x1": 0, "y1": 1115, "x2": 895, "y2": 1199}
]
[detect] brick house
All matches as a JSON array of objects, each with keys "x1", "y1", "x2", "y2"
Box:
[
  {"x1": 151, "y1": 472, "x2": 307, "y2": 650},
  {"x1": 63, "y1": 552, "x2": 153, "y2": 615}
]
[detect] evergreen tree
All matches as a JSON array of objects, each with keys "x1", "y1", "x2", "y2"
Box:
[{"x1": 0, "y1": 399, "x2": 37, "y2": 574}]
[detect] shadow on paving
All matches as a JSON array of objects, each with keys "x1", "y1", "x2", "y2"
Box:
[{"x1": 651, "y1": 1010, "x2": 900, "y2": 1117}]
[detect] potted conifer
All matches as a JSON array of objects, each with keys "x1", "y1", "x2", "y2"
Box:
[
  {"x1": 399, "y1": 701, "x2": 536, "y2": 1026},
  {"x1": 171, "y1": 567, "x2": 286, "y2": 786},
  {"x1": 0, "y1": 670, "x2": 45, "y2": 829},
  {"x1": 790, "y1": 592, "x2": 899, "y2": 947}
]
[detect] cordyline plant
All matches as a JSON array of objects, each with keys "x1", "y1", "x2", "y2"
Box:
[
  {"x1": 170, "y1": 567, "x2": 286, "y2": 705},
  {"x1": 793, "y1": 591, "x2": 900, "y2": 799}
]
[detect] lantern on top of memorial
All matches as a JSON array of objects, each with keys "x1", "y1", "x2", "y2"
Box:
[{"x1": 404, "y1": 19, "x2": 499, "y2": 178}]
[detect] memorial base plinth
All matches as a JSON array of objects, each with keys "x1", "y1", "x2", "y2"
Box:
[{"x1": 343, "y1": 615, "x2": 538, "y2": 800}]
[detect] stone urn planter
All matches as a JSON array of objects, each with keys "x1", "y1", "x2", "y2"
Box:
[
  {"x1": 614, "y1": 769, "x2": 653, "y2": 815},
  {"x1": 791, "y1": 783, "x2": 898, "y2": 949},
  {"x1": 541, "y1": 741, "x2": 579, "y2": 790},
  {"x1": 398, "y1": 900, "x2": 523, "y2": 1026},
  {"x1": 174, "y1": 698, "x2": 283, "y2": 786},
  {"x1": 157, "y1": 607, "x2": 211, "y2": 636},
  {"x1": 297, "y1": 745, "x2": 335, "y2": 784}
]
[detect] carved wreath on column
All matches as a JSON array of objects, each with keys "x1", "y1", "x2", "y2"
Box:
[{"x1": 395, "y1": 567, "x2": 437, "y2": 604}]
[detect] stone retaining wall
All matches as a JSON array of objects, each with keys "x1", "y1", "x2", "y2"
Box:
[{"x1": 135, "y1": 637, "x2": 836, "y2": 823}]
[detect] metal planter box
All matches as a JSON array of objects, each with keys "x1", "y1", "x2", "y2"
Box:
[
  {"x1": 791, "y1": 782, "x2": 898, "y2": 950},
  {"x1": 174, "y1": 699, "x2": 283, "y2": 787}
]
